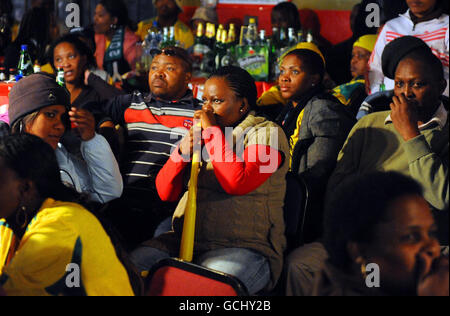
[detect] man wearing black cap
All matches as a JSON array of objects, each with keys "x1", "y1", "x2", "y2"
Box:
[
  {"x1": 7, "y1": 72, "x2": 123, "y2": 204},
  {"x1": 84, "y1": 46, "x2": 200, "y2": 249},
  {"x1": 327, "y1": 36, "x2": 448, "y2": 242}
]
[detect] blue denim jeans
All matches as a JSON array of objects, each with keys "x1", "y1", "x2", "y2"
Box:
[
  {"x1": 153, "y1": 216, "x2": 172, "y2": 237},
  {"x1": 130, "y1": 246, "x2": 271, "y2": 295}
]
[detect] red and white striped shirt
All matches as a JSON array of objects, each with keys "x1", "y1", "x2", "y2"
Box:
[{"x1": 368, "y1": 10, "x2": 449, "y2": 96}]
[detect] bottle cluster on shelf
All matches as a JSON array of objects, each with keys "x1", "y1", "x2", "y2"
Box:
[
  {"x1": 136, "y1": 20, "x2": 316, "y2": 82},
  {"x1": 0, "y1": 44, "x2": 41, "y2": 83},
  {"x1": 192, "y1": 19, "x2": 315, "y2": 82}
]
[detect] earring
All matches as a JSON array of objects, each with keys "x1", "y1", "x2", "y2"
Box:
[
  {"x1": 355, "y1": 256, "x2": 367, "y2": 279},
  {"x1": 16, "y1": 206, "x2": 29, "y2": 229}
]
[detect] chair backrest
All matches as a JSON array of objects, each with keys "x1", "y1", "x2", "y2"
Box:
[
  {"x1": 283, "y1": 172, "x2": 309, "y2": 252},
  {"x1": 145, "y1": 258, "x2": 249, "y2": 296}
]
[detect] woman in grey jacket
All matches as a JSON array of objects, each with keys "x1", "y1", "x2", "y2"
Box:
[
  {"x1": 7, "y1": 73, "x2": 123, "y2": 204},
  {"x1": 262, "y1": 47, "x2": 355, "y2": 244}
]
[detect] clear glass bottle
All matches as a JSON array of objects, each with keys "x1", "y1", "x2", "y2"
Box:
[
  {"x1": 288, "y1": 27, "x2": 297, "y2": 47},
  {"x1": 246, "y1": 18, "x2": 258, "y2": 46},
  {"x1": 306, "y1": 29, "x2": 314, "y2": 43}
]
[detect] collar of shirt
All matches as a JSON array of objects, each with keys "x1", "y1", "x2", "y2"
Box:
[
  {"x1": 145, "y1": 89, "x2": 197, "y2": 105},
  {"x1": 401, "y1": 9, "x2": 447, "y2": 24},
  {"x1": 385, "y1": 102, "x2": 448, "y2": 130}
]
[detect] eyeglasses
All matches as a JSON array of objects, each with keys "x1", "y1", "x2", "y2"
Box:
[{"x1": 150, "y1": 48, "x2": 182, "y2": 58}]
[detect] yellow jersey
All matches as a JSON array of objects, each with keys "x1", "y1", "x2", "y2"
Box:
[
  {"x1": 136, "y1": 18, "x2": 194, "y2": 49},
  {"x1": 0, "y1": 198, "x2": 134, "y2": 296}
]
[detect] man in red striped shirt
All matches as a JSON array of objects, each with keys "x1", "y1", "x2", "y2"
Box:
[{"x1": 85, "y1": 47, "x2": 201, "y2": 249}]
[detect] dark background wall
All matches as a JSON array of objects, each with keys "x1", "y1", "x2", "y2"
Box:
[{"x1": 11, "y1": 0, "x2": 155, "y2": 28}]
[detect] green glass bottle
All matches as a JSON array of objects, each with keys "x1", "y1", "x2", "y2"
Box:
[
  {"x1": 17, "y1": 44, "x2": 34, "y2": 78},
  {"x1": 160, "y1": 26, "x2": 170, "y2": 48},
  {"x1": 297, "y1": 29, "x2": 305, "y2": 43},
  {"x1": 227, "y1": 23, "x2": 237, "y2": 47},
  {"x1": 205, "y1": 23, "x2": 216, "y2": 49},
  {"x1": 215, "y1": 29, "x2": 229, "y2": 69},
  {"x1": 56, "y1": 67, "x2": 66, "y2": 88}
]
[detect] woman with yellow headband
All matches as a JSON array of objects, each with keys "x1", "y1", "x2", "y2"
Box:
[
  {"x1": 331, "y1": 34, "x2": 378, "y2": 117},
  {"x1": 261, "y1": 45, "x2": 355, "y2": 242},
  {"x1": 272, "y1": 46, "x2": 355, "y2": 297}
]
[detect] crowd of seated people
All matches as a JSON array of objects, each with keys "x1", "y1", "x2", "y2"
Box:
[{"x1": 0, "y1": 0, "x2": 448, "y2": 296}]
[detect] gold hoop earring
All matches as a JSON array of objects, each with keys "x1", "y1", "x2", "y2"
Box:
[
  {"x1": 356, "y1": 256, "x2": 367, "y2": 279},
  {"x1": 16, "y1": 206, "x2": 29, "y2": 229}
]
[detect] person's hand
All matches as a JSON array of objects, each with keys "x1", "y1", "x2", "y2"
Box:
[
  {"x1": 390, "y1": 93, "x2": 420, "y2": 141},
  {"x1": 194, "y1": 103, "x2": 217, "y2": 130},
  {"x1": 84, "y1": 69, "x2": 91, "y2": 85},
  {"x1": 417, "y1": 256, "x2": 449, "y2": 296},
  {"x1": 68, "y1": 107, "x2": 96, "y2": 141},
  {"x1": 179, "y1": 127, "x2": 194, "y2": 158}
]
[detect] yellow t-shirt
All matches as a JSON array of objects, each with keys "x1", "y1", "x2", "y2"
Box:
[
  {"x1": 136, "y1": 18, "x2": 194, "y2": 49},
  {"x1": 0, "y1": 198, "x2": 134, "y2": 296},
  {"x1": 289, "y1": 108, "x2": 305, "y2": 169}
]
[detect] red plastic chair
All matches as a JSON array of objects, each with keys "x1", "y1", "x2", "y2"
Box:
[
  {"x1": 145, "y1": 258, "x2": 248, "y2": 296},
  {"x1": 0, "y1": 82, "x2": 13, "y2": 99}
]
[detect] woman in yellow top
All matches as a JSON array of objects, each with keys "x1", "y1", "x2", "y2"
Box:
[
  {"x1": 0, "y1": 134, "x2": 135, "y2": 296},
  {"x1": 136, "y1": 0, "x2": 194, "y2": 49}
]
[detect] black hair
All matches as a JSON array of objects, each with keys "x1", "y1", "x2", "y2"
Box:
[
  {"x1": 401, "y1": 48, "x2": 445, "y2": 82},
  {"x1": 209, "y1": 66, "x2": 257, "y2": 110},
  {"x1": 284, "y1": 48, "x2": 325, "y2": 82},
  {"x1": 351, "y1": 1, "x2": 380, "y2": 37},
  {"x1": 437, "y1": 0, "x2": 450, "y2": 14},
  {"x1": 48, "y1": 33, "x2": 97, "y2": 72},
  {"x1": 271, "y1": 1, "x2": 302, "y2": 31},
  {"x1": 0, "y1": 0, "x2": 13, "y2": 22},
  {"x1": 323, "y1": 172, "x2": 424, "y2": 271},
  {"x1": 0, "y1": 133, "x2": 85, "y2": 205},
  {"x1": 14, "y1": 7, "x2": 52, "y2": 65},
  {"x1": 156, "y1": 0, "x2": 182, "y2": 16},
  {"x1": 0, "y1": 133, "x2": 143, "y2": 295},
  {"x1": 99, "y1": 0, "x2": 136, "y2": 31}
]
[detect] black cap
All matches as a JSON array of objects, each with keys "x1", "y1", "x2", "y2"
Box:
[
  {"x1": 381, "y1": 36, "x2": 430, "y2": 79},
  {"x1": 8, "y1": 72, "x2": 71, "y2": 128}
]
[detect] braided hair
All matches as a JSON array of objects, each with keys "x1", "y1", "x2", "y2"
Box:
[{"x1": 209, "y1": 66, "x2": 258, "y2": 111}]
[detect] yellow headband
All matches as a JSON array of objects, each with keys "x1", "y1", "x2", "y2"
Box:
[
  {"x1": 353, "y1": 34, "x2": 378, "y2": 53},
  {"x1": 282, "y1": 42, "x2": 326, "y2": 66}
]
